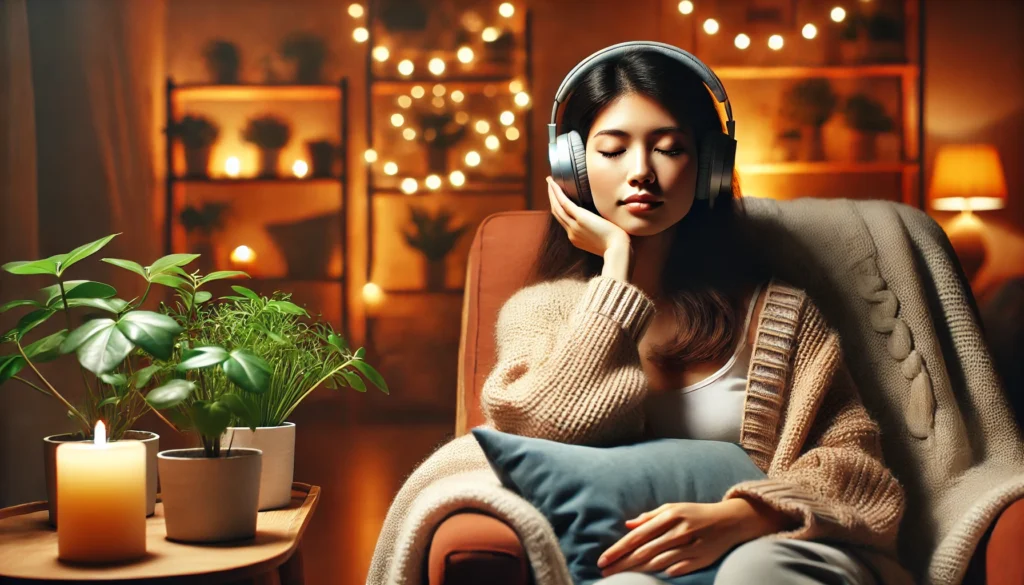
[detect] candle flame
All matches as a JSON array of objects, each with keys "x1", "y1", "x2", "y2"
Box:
[{"x1": 95, "y1": 420, "x2": 107, "y2": 446}]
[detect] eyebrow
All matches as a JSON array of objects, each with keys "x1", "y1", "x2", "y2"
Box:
[{"x1": 592, "y1": 126, "x2": 688, "y2": 138}]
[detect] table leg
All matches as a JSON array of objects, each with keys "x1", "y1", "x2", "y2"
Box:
[{"x1": 278, "y1": 546, "x2": 305, "y2": 585}]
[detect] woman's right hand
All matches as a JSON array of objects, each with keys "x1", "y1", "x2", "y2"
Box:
[{"x1": 546, "y1": 176, "x2": 631, "y2": 258}]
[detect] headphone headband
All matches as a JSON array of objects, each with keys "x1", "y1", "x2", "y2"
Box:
[{"x1": 548, "y1": 41, "x2": 735, "y2": 140}]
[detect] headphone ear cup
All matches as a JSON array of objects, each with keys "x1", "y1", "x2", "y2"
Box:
[
  {"x1": 696, "y1": 133, "x2": 736, "y2": 209},
  {"x1": 566, "y1": 131, "x2": 593, "y2": 208}
]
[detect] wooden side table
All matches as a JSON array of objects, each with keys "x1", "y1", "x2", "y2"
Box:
[{"x1": 0, "y1": 482, "x2": 319, "y2": 584}]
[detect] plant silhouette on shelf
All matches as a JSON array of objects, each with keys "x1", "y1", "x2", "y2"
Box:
[
  {"x1": 401, "y1": 205, "x2": 467, "y2": 292},
  {"x1": 172, "y1": 115, "x2": 220, "y2": 178},
  {"x1": 242, "y1": 115, "x2": 292, "y2": 178},
  {"x1": 203, "y1": 39, "x2": 241, "y2": 84},
  {"x1": 780, "y1": 78, "x2": 837, "y2": 162},
  {"x1": 842, "y1": 93, "x2": 895, "y2": 161},
  {"x1": 180, "y1": 203, "x2": 230, "y2": 273},
  {"x1": 417, "y1": 112, "x2": 468, "y2": 175},
  {"x1": 280, "y1": 32, "x2": 328, "y2": 84}
]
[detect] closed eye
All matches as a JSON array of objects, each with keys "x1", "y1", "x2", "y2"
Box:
[{"x1": 598, "y1": 148, "x2": 686, "y2": 158}]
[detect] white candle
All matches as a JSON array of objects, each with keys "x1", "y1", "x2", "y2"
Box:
[{"x1": 57, "y1": 421, "x2": 146, "y2": 563}]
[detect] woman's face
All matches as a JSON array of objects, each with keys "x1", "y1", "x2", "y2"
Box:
[{"x1": 585, "y1": 92, "x2": 698, "y2": 237}]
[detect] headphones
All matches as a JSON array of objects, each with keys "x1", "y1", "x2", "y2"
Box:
[{"x1": 548, "y1": 41, "x2": 737, "y2": 210}]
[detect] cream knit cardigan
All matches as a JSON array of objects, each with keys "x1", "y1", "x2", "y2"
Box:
[{"x1": 368, "y1": 198, "x2": 1024, "y2": 585}]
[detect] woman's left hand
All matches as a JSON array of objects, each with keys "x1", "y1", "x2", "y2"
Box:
[{"x1": 596, "y1": 499, "x2": 775, "y2": 578}]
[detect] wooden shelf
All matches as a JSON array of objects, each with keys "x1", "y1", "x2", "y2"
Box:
[
  {"x1": 711, "y1": 64, "x2": 917, "y2": 80},
  {"x1": 172, "y1": 84, "x2": 342, "y2": 101},
  {"x1": 172, "y1": 177, "x2": 343, "y2": 185},
  {"x1": 737, "y1": 161, "x2": 919, "y2": 175},
  {"x1": 372, "y1": 185, "x2": 524, "y2": 197},
  {"x1": 372, "y1": 78, "x2": 521, "y2": 95}
]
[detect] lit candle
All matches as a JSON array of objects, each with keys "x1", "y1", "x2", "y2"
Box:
[
  {"x1": 225, "y1": 156, "x2": 241, "y2": 178},
  {"x1": 57, "y1": 421, "x2": 146, "y2": 563},
  {"x1": 230, "y1": 245, "x2": 256, "y2": 269}
]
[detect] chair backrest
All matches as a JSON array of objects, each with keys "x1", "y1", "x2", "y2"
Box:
[{"x1": 456, "y1": 210, "x2": 549, "y2": 435}]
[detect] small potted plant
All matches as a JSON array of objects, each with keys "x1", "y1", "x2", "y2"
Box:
[
  {"x1": 402, "y1": 205, "x2": 467, "y2": 292},
  {"x1": 417, "y1": 112, "x2": 468, "y2": 175},
  {"x1": 212, "y1": 288, "x2": 388, "y2": 510},
  {"x1": 775, "y1": 128, "x2": 802, "y2": 162},
  {"x1": 781, "y1": 78, "x2": 837, "y2": 162},
  {"x1": 841, "y1": 93, "x2": 894, "y2": 162},
  {"x1": 865, "y1": 13, "x2": 905, "y2": 63},
  {"x1": 280, "y1": 32, "x2": 328, "y2": 84},
  {"x1": 179, "y1": 202, "x2": 230, "y2": 273},
  {"x1": 305, "y1": 139, "x2": 339, "y2": 178},
  {"x1": 202, "y1": 39, "x2": 241, "y2": 84},
  {"x1": 242, "y1": 115, "x2": 291, "y2": 178},
  {"x1": 171, "y1": 115, "x2": 219, "y2": 178}
]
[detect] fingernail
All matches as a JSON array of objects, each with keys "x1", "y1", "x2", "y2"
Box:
[{"x1": 597, "y1": 557, "x2": 606, "y2": 568}]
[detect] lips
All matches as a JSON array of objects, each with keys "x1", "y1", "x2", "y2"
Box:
[{"x1": 620, "y1": 193, "x2": 662, "y2": 205}]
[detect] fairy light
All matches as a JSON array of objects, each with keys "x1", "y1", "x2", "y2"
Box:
[
  {"x1": 768, "y1": 34, "x2": 784, "y2": 50},
  {"x1": 353, "y1": 27, "x2": 369, "y2": 43},
  {"x1": 509, "y1": 79, "x2": 524, "y2": 93},
  {"x1": 398, "y1": 59, "x2": 414, "y2": 76},
  {"x1": 830, "y1": 7, "x2": 846, "y2": 22},
  {"x1": 397, "y1": 95, "x2": 412, "y2": 108},
  {"x1": 401, "y1": 178, "x2": 418, "y2": 194},
  {"x1": 403, "y1": 128, "x2": 417, "y2": 140},
  {"x1": 432, "y1": 84, "x2": 446, "y2": 96},
  {"x1": 391, "y1": 113, "x2": 404, "y2": 127},
  {"x1": 348, "y1": 4, "x2": 364, "y2": 18},
  {"x1": 505, "y1": 127, "x2": 520, "y2": 141},
  {"x1": 432, "y1": 96, "x2": 445, "y2": 108},
  {"x1": 485, "y1": 135, "x2": 500, "y2": 150},
  {"x1": 364, "y1": 149, "x2": 378, "y2": 163},
  {"x1": 362, "y1": 282, "x2": 383, "y2": 306},
  {"x1": 455, "y1": 111, "x2": 470, "y2": 124},
  {"x1": 465, "y1": 151, "x2": 481, "y2": 166},
  {"x1": 451, "y1": 90, "x2": 465, "y2": 103},
  {"x1": 425, "y1": 174, "x2": 442, "y2": 190},
  {"x1": 373, "y1": 46, "x2": 390, "y2": 62},
  {"x1": 411, "y1": 85, "x2": 425, "y2": 99},
  {"x1": 457, "y1": 47, "x2": 475, "y2": 64},
  {"x1": 514, "y1": 91, "x2": 530, "y2": 107},
  {"x1": 678, "y1": 1, "x2": 694, "y2": 15},
  {"x1": 428, "y1": 58, "x2": 446, "y2": 75},
  {"x1": 475, "y1": 120, "x2": 490, "y2": 134},
  {"x1": 734, "y1": 34, "x2": 751, "y2": 49},
  {"x1": 498, "y1": 2, "x2": 515, "y2": 17},
  {"x1": 703, "y1": 18, "x2": 719, "y2": 34},
  {"x1": 449, "y1": 170, "x2": 466, "y2": 187},
  {"x1": 483, "y1": 84, "x2": 498, "y2": 98},
  {"x1": 500, "y1": 111, "x2": 515, "y2": 125},
  {"x1": 384, "y1": 161, "x2": 398, "y2": 175},
  {"x1": 482, "y1": 27, "x2": 499, "y2": 42}
]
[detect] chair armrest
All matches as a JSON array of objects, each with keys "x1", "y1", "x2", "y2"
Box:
[
  {"x1": 428, "y1": 511, "x2": 531, "y2": 585},
  {"x1": 985, "y1": 495, "x2": 1024, "y2": 585}
]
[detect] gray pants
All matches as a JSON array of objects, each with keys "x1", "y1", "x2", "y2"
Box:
[{"x1": 593, "y1": 537, "x2": 879, "y2": 585}]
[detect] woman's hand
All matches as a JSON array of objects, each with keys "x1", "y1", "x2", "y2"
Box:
[
  {"x1": 546, "y1": 176, "x2": 630, "y2": 258},
  {"x1": 596, "y1": 499, "x2": 794, "y2": 578}
]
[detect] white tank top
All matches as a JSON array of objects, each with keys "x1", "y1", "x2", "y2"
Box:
[{"x1": 643, "y1": 283, "x2": 763, "y2": 444}]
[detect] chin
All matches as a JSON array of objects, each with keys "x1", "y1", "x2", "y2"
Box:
[{"x1": 616, "y1": 215, "x2": 673, "y2": 237}]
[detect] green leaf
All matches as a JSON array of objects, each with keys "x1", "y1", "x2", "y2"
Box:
[
  {"x1": 100, "y1": 372, "x2": 127, "y2": 387},
  {"x1": 191, "y1": 400, "x2": 231, "y2": 439},
  {"x1": 2, "y1": 256, "x2": 61, "y2": 276},
  {"x1": 97, "y1": 396, "x2": 121, "y2": 408},
  {"x1": 230, "y1": 286, "x2": 260, "y2": 300},
  {"x1": 150, "y1": 274, "x2": 189, "y2": 289},
  {"x1": 131, "y1": 364, "x2": 163, "y2": 389},
  {"x1": 148, "y1": 253, "x2": 200, "y2": 276},
  {"x1": 267, "y1": 300, "x2": 308, "y2": 316},
  {"x1": 194, "y1": 291, "x2": 213, "y2": 304},
  {"x1": 15, "y1": 308, "x2": 56, "y2": 341},
  {"x1": 328, "y1": 333, "x2": 349, "y2": 354},
  {"x1": 341, "y1": 371, "x2": 366, "y2": 392},
  {"x1": 222, "y1": 349, "x2": 272, "y2": 394},
  {"x1": 59, "y1": 234, "x2": 119, "y2": 275},
  {"x1": 219, "y1": 393, "x2": 260, "y2": 428},
  {"x1": 169, "y1": 409, "x2": 194, "y2": 431},
  {"x1": 65, "y1": 297, "x2": 130, "y2": 313},
  {"x1": 116, "y1": 311, "x2": 183, "y2": 360},
  {"x1": 23, "y1": 329, "x2": 69, "y2": 363},
  {"x1": 177, "y1": 345, "x2": 229, "y2": 370},
  {"x1": 41, "y1": 280, "x2": 117, "y2": 307},
  {"x1": 146, "y1": 379, "x2": 196, "y2": 409},
  {"x1": 0, "y1": 355, "x2": 26, "y2": 384},
  {"x1": 355, "y1": 347, "x2": 366, "y2": 359},
  {"x1": 199, "y1": 271, "x2": 249, "y2": 285},
  {"x1": 0, "y1": 299, "x2": 43, "y2": 314},
  {"x1": 102, "y1": 258, "x2": 147, "y2": 278},
  {"x1": 60, "y1": 318, "x2": 133, "y2": 374},
  {"x1": 350, "y1": 359, "x2": 389, "y2": 395}
]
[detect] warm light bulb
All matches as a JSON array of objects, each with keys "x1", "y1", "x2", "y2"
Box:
[
  {"x1": 734, "y1": 33, "x2": 751, "y2": 49},
  {"x1": 348, "y1": 4, "x2": 364, "y2": 18},
  {"x1": 455, "y1": 111, "x2": 470, "y2": 124},
  {"x1": 231, "y1": 245, "x2": 256, "y2": 265},
  {"x1": 94, "y1": 421, "x2": 107, "y2": 446},
  {"x1": 465, "y1": 151, "x2": 481, "y2": 166},
  {"x1": 514, "y1": 92, "x2": 530, "y2": 107},
  {"x1": 482, "y1": 27, "x2": 499, "y2": 42},
  {"x1": 475, "y1": 120, "x2": 490, "y2": 134},
  {"x1": 398, "y1": 59, "x2": 414, "y2": 76},
  {"x1": 498, "y1": 2, "x2": 515, "y2": 17},
  {"x1": 703, "y1": 18, "x2": 719, "y2": 34},
  {"x1": 391, "y1": 113, "x2": 405, "y2": 127},
  {"x1": 353, "y1": 27, "x2": 369, "y2": 43},
  {"x1": 500, "y1": 111, "x2": 515, "y2": 126},
  {"x1": 364, "y1": 149, "x2": 378, "y2": 163},
  {"x1": 678, "y1": 0, "x2": 694, "y2": 14},
  {"x1": 802, "y1": 23, "x2": 818, "y2": 39},
  {"x1": 431, "y1": 96, "x2": 444, "y2": 108},
  {"x1": 432, "y1": 84, "x2": 446, "y2": 96},
  {"x1": 425, "y1": 174, "x2": 442, "y2": 190},
  {"x1": 449, "y1": 170, "x2": 466, "y2": 186},
  {"x1": 411, "y1": 85, "x2": 425, "y2": 99},
  {"x1": 457, "y1": 46, "x2": 474, "y2": 64},
  {"x1": 373, "y1": 46, "x2": 390, "y2": 62},
  {"x1": 401, "y1": 177, "x2": 418, "y2": 194},
  {"x1": 292, "y1": 160, "x2": 309, "y2": 178},
  {"x1": 768, "y1": 34, "x2": 784, "y2": 50},
  {"x1": 451, "y1": 90, "x2": 465, "y2": 103},
  {"x1": 428, "y1": 58, "x2": 446, "y2": 75},
  {"x1": 225, "y1": 156, "x2": 241, "y2": 178},
  {"x1": 485, "y1": 135, "x2": 500, "y2": 150},
  {"x1": 484, "y1": 84, "x2": 498, "y2": 98},
  {"x1": 362, "y1": 282, "x2": 383, "y2": 306},
  {"x1": 509, "y1": 79, "x2": 524, "y2": 93},
  {"x1": 403, "y1": 128, "x2": 417, "y2": 140},
  {"x1": 398, "y1": 95, "x2": 412, "y2": 108},
  {"x1": 830, "y1": 7, "x2": 846, "y2": 22},
  {"x1": 383, "y1": 161, "x2": 398, "y2": 175},
  {"x1": 505, "y1": 127, "x2": 520, "y2": 141}
]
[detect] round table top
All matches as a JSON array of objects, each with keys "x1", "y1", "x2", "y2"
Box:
[{"x1": 0, "y1": 483, "x2": 319, "y2": 583}]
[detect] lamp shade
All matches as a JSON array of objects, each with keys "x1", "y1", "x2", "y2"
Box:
[{"x1": 929, "y1": 144, "x2": 1008, "y2": 211}]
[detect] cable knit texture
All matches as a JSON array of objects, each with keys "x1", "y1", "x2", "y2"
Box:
[{"x1": 367, "y1": 197, "x2": 1024, "y2": 585}]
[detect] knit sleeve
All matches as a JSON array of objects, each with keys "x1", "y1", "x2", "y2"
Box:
[
  {"x1": 480, "y1": 275, "x2": 656, "y2": 446},
  {"x1": 723, "y1": 310, "x2": 905, "y2": 552}
]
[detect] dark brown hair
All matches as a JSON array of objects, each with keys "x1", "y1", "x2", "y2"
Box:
[{"x1": 531, "y1": 49, "x2": 768, "y2": 370}]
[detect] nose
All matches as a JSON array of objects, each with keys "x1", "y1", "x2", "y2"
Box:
[{"x1": 627, "y1": 150, "x2": 655, "y2": 187}]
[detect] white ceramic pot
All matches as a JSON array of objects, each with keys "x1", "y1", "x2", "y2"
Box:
[
  {"x1": 157, "y1": 448, "x2": 262, "y2": 543},
  {"x1": 44, "y1": 430, "x2": 159, "y2": 526},
  {"x1": 221, "y1": 422, "x2": 295, "y2": 510}
]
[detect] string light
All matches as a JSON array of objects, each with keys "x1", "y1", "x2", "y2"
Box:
[
  {"x1": 475, "y1": 120, "x2": 491, "y2": 134},
  {"x1": 432, "y1": 96, "x2": 445, "y2": 108},
  {"x1": 465, "y1": 151, "x2": 481, "y2": 166},
  {"x1": 505, "y1": 127, "x2": 520, "y2": 141},
  {"x1": 678, "y1": 1, "x2": 694, "y2": 15},
  {"x1": 449, "y1": 170, "x2": 466, "y2": 187},
  {"x1": 425, "y1": 174, "x2": 442, "y2": 190},
  {"x1": 384, "y1": 161, "x2": 398, "y2": 175},
  {"x1": 391, "y1": 113, "x2": 405, "y2": 127},
  {"x1": 411, "y1": 85, "x2": 425, "y2": 99},
  {"x1": 768, "y1": 34, "x2": 784, "y2": 50},
  {"x1": 802, "y1": 24, "x2": 818, "y2": 39},
  {"x1": 509, "y1": 80, "x2": 524, "y2": 93},
  {"x1": 482, "y1": 27, "x2": 499, "y2": 42},
  {"x1": 362, "y1": 282, "x2": 383, "y2": 306},
  {"x1": 353, "y1": 27, "x2": 369, "y2": 43},
  {"x1": 703, "y1": 18, "x2": 719, "y2": 34},
  {"x1": 483, "y1": 84, "x2": 498, "y2": 98},
  {"x1": 830, "y1": 7, "x2": 846, "y2": 22},
  {"x1": 401, "y1": 178, "x2": 418, "y2": 194},
  {"x1": 428, "y1": 58, "x2": 446, "y2": 75},
  {"x1": 734, "y1": 33, "x2": 751, "y2": 49},
  {"x1": 514, "y1": 92, "x2": 530, "y2": 107},
  {"x1": 451, "y1": 90, "x2": 465, "y2": 103},
  {"x1": 348, "y1": 4, "x2": 364, "y2": 18},
  {"x1": 500, "y1": 111, "x2": 515, "y2": 125},
  {"x1": 373, "y1": 46, "x2": 390, "y2": 62},
  {"x1": 432, "y1": 84, "x2": 446, "y2": 96},
  {"x1": 397, "y1": 95, "x2": 412, "y2": 108},
  {"x1": 498, "y1": 2, "x2": 515, "y2": 18},
  {"x1": 398, "y1": 59, "x2": 414, "y2": 76},
  {"x1": 457, "y1": 46, "x2": 474, "y2": 64},
  {"x1": 364, "y1": 149, "x2": 378, "y2": 163},
  {"x1": 485, "y1": 135, "x2": 500, "y2": 150},
  {"x1": 455, "y1": 111, "x2": 470, "y2": 124},
  {"x1": 403, "y1": 128, "x2": 417, "y2": 140}
]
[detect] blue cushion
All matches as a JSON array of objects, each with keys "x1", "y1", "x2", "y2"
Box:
[{"x1": 471, "y1": 428, "x2": 767, "y2": 585}]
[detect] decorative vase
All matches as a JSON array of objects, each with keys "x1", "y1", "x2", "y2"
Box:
[
  {"x1": 800, "y1": 126, "x2": 826, "y2": 162},
  {"x1": 425, "y1": 258, "x2": 446, "y2": 291},
  {"x1": 157, "y1": 448, "x2": 262, "y2": 543},
  {"x1": 307, "y1": 142, "x2": 337, "y2": 178},
  {"x1": 850, "y1": 131, "x2": 878, "y2": 162},
  {"x1": 184, "y1": 146, "x2": 212, "y2": 178},
  {"x1": 44, "y1": 430, "x2": 159, "y2": 527},
  {"x1": 221, "y1": 422, "x2": 295, "y2": 511},
  {"x1": 258, "y1": 148, "x2": 282, "y2": 178}
]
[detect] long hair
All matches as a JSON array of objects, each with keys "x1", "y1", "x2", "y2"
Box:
[{"x1": 531, "y1": 49, "x2": 769, "y2": 370}]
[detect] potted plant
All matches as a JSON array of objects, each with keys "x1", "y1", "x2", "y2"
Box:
[
  {"x1": 417, "y1": 112, "x2": 468, "y2": 174},
  {"x1": 305, "y1": 139, "x2": 339, "y2": 178},
  {"x1": 212, "y1": 288, "x2": 388, "y2": 510},
  {"x1": 774, "y1": 128, "x2": 801, "y2": 162},
  {"x1": 0, "y1": 235, "x2": 211, "y2": 524},
  {"x1": 179, "y1": 202, "x2": 230, "y2": 274},
  {"x1": 402, "y1": 205, "x2": 467, "y2": 292},
  {"x1": 171, "y1": 115, "x2": 219, "y2": 178},
  {"x1": 865, "y1": 13, "x2": 905, "y2": 63},
  {"x1": 142, "y1": 274, "x2": 274, "y2": 543},
  {"x1": 202, "y1": 39, "x2": 241, "y2": 84},
  {"x1": 242, "y1": 115, "x2": 291, "y2": 178},
  {"x1": 280, "y1": 32, "x2": 328, "y2": 84},
  {"x1": 841, "y1": 93, "x2": 895, "y2": 162},
  {"x1": 837, "y1": 13, "x2": 869, "y2": 65},
  {"x1": 780, "y1": 78, "x2": 837, "y2": 162}
]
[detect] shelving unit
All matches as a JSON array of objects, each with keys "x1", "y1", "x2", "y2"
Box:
[{"x1": 163, "y1": 78, "x2": 350, "y2": 336}]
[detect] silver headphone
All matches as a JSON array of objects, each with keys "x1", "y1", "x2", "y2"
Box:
[{"x1": 548, "y1": 41, "x2": 737, "y2": 210}]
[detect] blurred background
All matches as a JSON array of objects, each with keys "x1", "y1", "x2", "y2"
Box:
[{"x1": 1, "y1": 0, "x2": 1022, "y2": 583}]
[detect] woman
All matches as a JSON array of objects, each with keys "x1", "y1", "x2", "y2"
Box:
[{"x1": 479, "y1": 48, "x2": 909, "y2": 584}]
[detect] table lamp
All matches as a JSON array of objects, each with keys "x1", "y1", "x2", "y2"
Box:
[{"x1": 928, "y1": 144, "x2": 1007, "y2": 282}]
